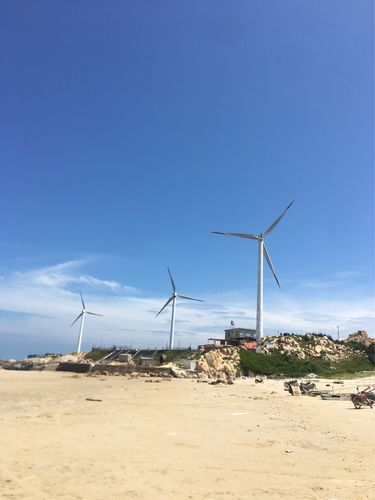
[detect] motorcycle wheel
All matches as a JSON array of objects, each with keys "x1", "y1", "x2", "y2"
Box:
[{"x1": 353, "y1": 397, "x2": 362, "y2": 409}]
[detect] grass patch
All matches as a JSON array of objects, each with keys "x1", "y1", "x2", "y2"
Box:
[
  {"x1": 239, "y1": 350, "x2": 373, "y2": 378},
  {"x1": 159, "y1": 349, "x2": 194, "y2": 364},
  {"x1": 327, "y1": 356, "x2": 374, "y2": 377},
  {"x1": 84, "y1": 348, "x2": 112, "y2": 361}
]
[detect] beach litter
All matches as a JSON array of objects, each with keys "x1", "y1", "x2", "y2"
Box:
[{"x1": 284, "y1": 380, "x2": 316, "y2": 396}]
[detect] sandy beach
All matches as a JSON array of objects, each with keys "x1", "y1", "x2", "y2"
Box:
[{"x1": 0, "y1": 371, "x2": 374, "y2": 500}]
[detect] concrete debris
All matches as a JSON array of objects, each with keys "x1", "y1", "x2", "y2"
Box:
[
  {"x1": 106, "y1": 359, "x2": 136, "y2": 368},
  {"x1": 290, "y1": 385, "x2": 301, "y2": 396},
  {"x1": 57, "y1": 362, "x2": 91, "y2": 373}
]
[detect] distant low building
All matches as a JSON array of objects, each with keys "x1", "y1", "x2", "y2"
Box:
[
  {"x1": 207, "y1": 325, "x2": 257, "y2": 349},
  {"x1": 224, "y1": 327, "x2": 257, "y2": 342}
]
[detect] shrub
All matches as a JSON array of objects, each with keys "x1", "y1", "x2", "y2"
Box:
[
  {"x1": 239, "y1": 350, "x2": 373, "y2": 378},
  {"x1": 345, "y1": 341, "x2": 367, "y2": 352},
  {"x1": 161, "y1": 349, "x2": 193, "y2": 364}
]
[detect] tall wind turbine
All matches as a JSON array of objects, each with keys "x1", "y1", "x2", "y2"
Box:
[
  {"x1": 212, "y1": 201, "x2": 294, "y2": 341},
  {"x1": 156, "y1": 268, "x2": 204, "y2": 350},
  {"x1": 71, "y1": 294, "x2": 103, "y2": 354}
]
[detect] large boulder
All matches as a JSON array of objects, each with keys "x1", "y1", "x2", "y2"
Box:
[{"x1": 195, "y1": 347, "x2": 241, "y2": 381}]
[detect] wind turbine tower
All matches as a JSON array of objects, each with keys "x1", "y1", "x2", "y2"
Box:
[
  {"x1": 156, "y1": 268, "x2": 204, "y2": 350},
  {"x1": 71, "y1": 294, "x2": 103, "y2": 354},
  {"x1": 213, "y1": 201, "x2": 294, "y2": 341}
]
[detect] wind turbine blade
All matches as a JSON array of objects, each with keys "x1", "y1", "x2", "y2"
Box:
[
  {"x1": 155, "y1": 296, "x2": 173, "y2": 317},
  {"x1": 177, "y1": 294, "x2": 204, "y2": 302},
  {"x1": 212, "y1": 231, "x2": 259, "y2": 240},
  {"x1": 263, "y1": 200, "x2": 294, "y2": 237},
  {"x1": 263, "y1": 243, "x2": 281, "y2": 288},
  {"x1": 80, "y1": 293, "x2": 85, "y2": 310},
  {"x1": 86, "y1": 311, "x2": 104, "y2": 317},
  {"x1": 167, "y1": 267, "x2": 176, "y2": 292},
  {"x1": 71, "y1": 312, "x2": 83, "y2": 326}
]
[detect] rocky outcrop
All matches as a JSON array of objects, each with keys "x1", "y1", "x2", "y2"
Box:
[
  {"x1": 347, "y1": 331, "x2": 375, "y2": 347},
  {"x1": 259, "y1": 334, "x2": 366, "y2": 362}
]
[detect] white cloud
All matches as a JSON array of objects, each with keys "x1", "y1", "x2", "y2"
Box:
[
  {"x1": 12, "y1": 260, "x2": 138, "y2": 293},
  {"x1": 0, "y1": 260, "x2": 374, "y2": 358}
]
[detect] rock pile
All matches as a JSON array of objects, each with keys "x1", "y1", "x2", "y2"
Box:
[
  {"x1": 5, "y1": 353, "x2": 92, "y2": 371},
  {"x1": 259, "y1": 334, "x2": 365, "y2": 362},
  {"x1": 22, "y1": 353, "x2": 83, "y2": 365},
  {"x1": 195, "y1": 347, "x2": 241, "y2": 381}
]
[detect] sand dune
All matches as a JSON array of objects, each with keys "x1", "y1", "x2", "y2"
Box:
[{"x1": 0, "y1": 371, "x2": 374, "y2": 499}]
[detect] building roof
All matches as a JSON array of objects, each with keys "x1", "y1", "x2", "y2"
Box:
[{"x1": 224, "y1": 327, "x2": 256, "y2": 333}]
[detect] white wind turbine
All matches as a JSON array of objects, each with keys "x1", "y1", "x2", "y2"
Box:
[
  {"x1": 212, "y1": 201, "x2": 294, "y2": 341},
  {"x1": 156, "y1": 268, "x2": 204, "y2": 350},
  {"x1": 71, "y1": 294, "x2": 103, "y2": 353}
]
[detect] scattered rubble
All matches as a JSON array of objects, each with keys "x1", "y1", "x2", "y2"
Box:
[{"x1": 284, "y1": 379, "x2": 316, "y2": 395}]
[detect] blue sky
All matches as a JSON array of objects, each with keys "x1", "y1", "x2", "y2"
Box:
[{"x1": 1, "y1": 1, "x2": 374, "y2": 358}]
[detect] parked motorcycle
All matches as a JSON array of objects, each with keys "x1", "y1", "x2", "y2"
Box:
[{"x1": 351, "y1": 387, "x2": 374, "y2": 409}]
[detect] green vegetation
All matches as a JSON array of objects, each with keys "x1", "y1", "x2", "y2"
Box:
[
  {"x1": 239, "y1": 350, "x2": 374, "y2": 378},
  {"x1": 328, "y1": 356, "x2": 374, "y2": 377},
  {"x1": 157, "y1": 349, "x2": 194, "y2": 365},
  {"x1": 339, "y1": 341, "x2": 375, "y2": 366},
  {"x1": 84, "y1": 348, "x2": 112, "y2": 361},
  {"x1": 343, "y1": 341, "x2": 367, "y2": 352}
]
